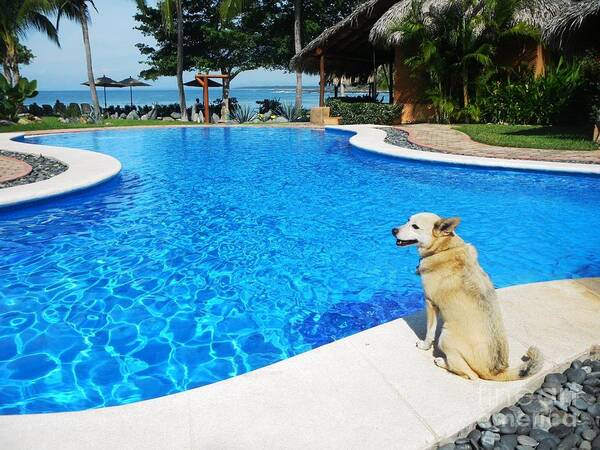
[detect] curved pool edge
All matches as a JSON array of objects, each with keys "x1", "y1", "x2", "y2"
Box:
[
  {"x1": 327, "y1": 124, "x2": 600, "y2": 175},
  {"x1": 1, "y1": 277, "x2": 599, "y2": 450},
  {"x1": 0, "y1": 132, "x2": 122, "y2": 209}
]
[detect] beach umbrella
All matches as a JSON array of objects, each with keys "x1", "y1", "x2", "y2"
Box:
[
  {"x1": 184, "y1": 78, "x2": 222, "y2": 88},
  {"x1": 119, "y1": 77, "x2": 151, "y2": 107},
  {"x1": 81, "y1": 75, "x2": 125, "y2": 108}
]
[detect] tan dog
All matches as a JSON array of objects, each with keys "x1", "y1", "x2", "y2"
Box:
[{"x1": 392, "y1": 212, "x2": 542, "y2": 381}]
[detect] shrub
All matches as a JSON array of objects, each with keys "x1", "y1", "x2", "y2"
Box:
[
  {"x1": 66, "y1": 103, "x2": 82, "y2": 118},
  {"x1": 326, "y1": 99, "x2": 403, "y2": 125},
  {"x1": 256, "y1": 98, "x2": 281, "y2": 114},
  {"x1": 27, "y1": 102, "x2": 44, "y2": 117},
  {"x1": 277, "y1": 102, "x2": 303, "y2": 122},
  {"x1": 478, "y1": 58, "x2": 583, "y2": 125},
  {"x1": 232, "y1": 104, "x2": 257, "y2": 123},
  {"x1": 0, "y1": 75, "x2": 38, "y2": 121}
]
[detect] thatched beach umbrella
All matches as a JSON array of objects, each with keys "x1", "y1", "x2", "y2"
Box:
[
  {"x1": 119, "y1": 77, "x2": 151, "y2": 107},
  {"x1": 82, "y1": 75, "x2": 124, "y2": 108}
]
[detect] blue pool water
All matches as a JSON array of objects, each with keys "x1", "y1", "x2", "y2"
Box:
[{"x1": 1, "y1": 128, "x2": 599, "y2": 414}]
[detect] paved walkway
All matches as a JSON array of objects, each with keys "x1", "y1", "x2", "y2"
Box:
[
  {"x1": 0, "y1": 154, "x2": 31, "y2": 183},
  {"x1": 1, "y1": 278, "x2": 599, "y2": 450},
  {"x1": 397, "y1": 124, "x2": 600, "y2": 165}
]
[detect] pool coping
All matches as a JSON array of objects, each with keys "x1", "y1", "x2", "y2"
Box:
[
  {"x1": 1, "y1": 277, "x2": 599, "y2": 449},
  {"x1": 327, "y1": 125, "x2": 600, "y2": 175},
  {"x1": 0, "y1": 132, "x2": 122, "y2": 208}
]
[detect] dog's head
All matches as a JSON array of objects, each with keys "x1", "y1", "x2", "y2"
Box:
[{"x1": 392, "y1": 213, "x2": 461, "y2": 250}]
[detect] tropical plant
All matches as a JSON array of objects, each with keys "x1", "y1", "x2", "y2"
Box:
[
  {"x1": 0, "y1": 0, "x2": 59, "y2": 86},
  {"x1": 326, "y1": 99, "x2": 403, "y2": 125},
  {"x1": 232, "y1": 103, "x2": 256, "y2": 123},
  {"x1": 137, "y1": 0, "x2": 187, "y2": 121},
  {"x1": 276, "y1": 102, "x2": 303, "y2": 121},
  {"x1": 55, "y1": 0, "x2": 102, "y2": 120},
  {"x1": 478, "y1": 58, "x2": 583, "y2": 124},
  {"x1": 0, "y1": 74, "x2": 38, "y2": 121}
]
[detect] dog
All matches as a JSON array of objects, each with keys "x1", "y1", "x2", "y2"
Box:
[{"x1": 392, "y1": 212, "x2": 542, "y2": 381}]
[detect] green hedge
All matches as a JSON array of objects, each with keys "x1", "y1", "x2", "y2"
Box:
[{"x1": 326, "y1": 99, "x2": 402, "y2": 125}]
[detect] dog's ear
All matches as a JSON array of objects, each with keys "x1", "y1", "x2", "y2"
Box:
[{"x1": 433, "y1": 217, "x2": 461, "y2": 236}]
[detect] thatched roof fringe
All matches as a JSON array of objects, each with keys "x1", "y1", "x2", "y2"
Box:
[{"x1": 543, "y1": 0, "x2": 600, "y2": 48}]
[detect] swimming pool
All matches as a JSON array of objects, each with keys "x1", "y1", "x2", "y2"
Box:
[{"x1": 1, "y1": 127, "x2": 599, "y2": 414}]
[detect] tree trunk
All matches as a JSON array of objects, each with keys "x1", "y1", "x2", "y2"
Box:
[
  {"x1": 221, "y1": 70, "x2": 230, "y2": 121},
  {"x1": 175, "y1": 0, "x2": 187, "y2": 121},
  {"x1": 294, "y1": 0, "x2": 302, "y2": 110},
  {"x1": 81, "y1": 15, "x2": 101, "y2": 121},
  {"x1": 462, "y1": 66, "x2": 469, "y2": 107},
  {"x1": 3, "y1": 61, "x2": 13, "y2": 86},
  {"x1": 6, "y1": 41, "x2": 20, "y2": 86}
]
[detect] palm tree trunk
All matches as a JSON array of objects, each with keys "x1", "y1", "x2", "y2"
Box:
[
  {"x1": 3, "y1": 61, "x2": 13, "y2": 86},
  {"x1": 175, "y1": 0, "x2": 187, "y2": 121},
  {"x1": 221, "y1": 70, "x2": 230, "y2": 121},
  {"x1": 80, "y1": 15, "x2": 101, "y2": 121},
  {"x1": 294, "y1": 0, "x2": 302, "y2": 110},
  {"x1": 6, "y1": 41, "x2": 20, "y2": 86},
  {"x1": 462, "y1": 66, "x2": 469, "y2": 107}
]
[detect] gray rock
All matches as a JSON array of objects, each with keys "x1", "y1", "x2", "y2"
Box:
[
  {"x1": 583, "y1": 378, "x2": 600, "y2": 387},
  {"x1": 572, "y1": 360, "x2": 583, "y2": 370},
  {"x1": 0, "y1": 119, "x2": 16, "y2": 126},
  {"x1": 554, "y1": 400, "x2": 569, "y2": 412},
  {"x1": 148, "y1": 107, "x2": 158, "y2": 120},
  {"x1": 438, "y1": 444, "x2": 455, "y2": 450},
  {"x1": 481, "y1": 430, "x2": 500, "y2": 449},
  {"x1": 162, "y1": 116, "x2": 175, "y2": 121},
  {"x1": 565, "y1": 382, "x2": 583, "y2": 393},
  {"x1": 588, "y1": 403, "x2": 600, "y2": 417},
  {"x1": 81, "y1": 103, "x2": 92, "y2": 114},
  {"x1": 500, "y1": 434, "x2": 518, "y2": 449},
  {"x1": 494, "y1": 443, "x2": 512, "y2": 450},
  {"x1": 453, "y1": 437, "x2": 470, "y2": 450},
  {"x1": 565, "y1": 368, "x2": 587, "y2": 384},
  {"x1": 573, "y1": 397, "x2": 589, "y2": 411},
  {"x1": 520, "y1": 396, "x2": 553, "y2": 416},
  {"x1": 581, "y1": 440, "x2": 592, "y2": 450},
  {"x1": 583, "y1": 429, "x2": 598, "y2": 441},
  {"x1": 515, "y1": 446, "x2": 535, "y2": 450},
  {"x1": 126, "y1": 110, "x2": 140, "y2": 120},
  {"x1": 211, "y1": 113, "x2": 220, "y2": 124},
  {"x1": 467, "y1": 428, "x2": 481, "y2": 447},
  {"x1": 556, "y1": 433, "x2": 578, "y2": 450},
  {"x1": 119, "y1": 113, "x2": 127, "y2": 119},
  {"x1": 272, "y1": 116, "x2": 289, "y2": 123},
  {"x1": 170, "y1": 112, "x2": 181, "y2": 119},
  {"x1": 537, "y1": 439, "x2": 558, "y2": 450},
  {"x1": 549, "y1": 424, "x2": 573, "y2": 439},
  {"x1": 530, "y1": 429, "x2": 559, "y2": 444},
  {"x1": 583, "y1": 366, "x2": 593, "y2": 374},
  {"x1": 140, "y1": 114, "x2": 148, "y2": 120},
  {"x1": 545, "y1": 373, "x2": 568, "y2": 384},
  {"x1": 592, "y1": 434, "x2": 600, "y2": 449},
  {"x1": 517, "y1": 435, "x2": 538, "y2": 446},
  {"x1": 587, "y1": 371, "x2": 600, "y2": 378}
]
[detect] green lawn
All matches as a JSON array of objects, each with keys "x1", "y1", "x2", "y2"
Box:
[
  {"x1": 0, "y1": 116, "x2": 200, "y2": 133},
  {"x1": 454, "y1": 124, "x2": 599, "y2": 151}
]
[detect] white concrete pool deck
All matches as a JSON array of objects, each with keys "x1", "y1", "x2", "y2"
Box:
[{"x1": 1, "y1": 277, "x2": 599, "y2": 450}]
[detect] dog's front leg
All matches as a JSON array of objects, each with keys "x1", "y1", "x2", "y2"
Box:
[{"x1": 416, "y1": 298, "x2": 437, "y2": 350}]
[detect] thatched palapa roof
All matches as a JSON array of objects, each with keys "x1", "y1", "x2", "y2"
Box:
[
  {"x1": 543, "y1": 0, "x2": 600, "y2": 50},
  {"x1": 369, "y1": 0, "x2": 570, "y2": 47},
  {"x1": 289, "y1": 0, "x2": 398, "y2": 77}
]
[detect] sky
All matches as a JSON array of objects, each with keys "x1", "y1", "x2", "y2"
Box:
[{"x1": 21, "y1": 0, "x2": 319, "y2": 91}]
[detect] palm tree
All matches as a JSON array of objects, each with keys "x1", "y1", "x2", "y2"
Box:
[
  {"x1": 138, "y1": 0, "x2": 187, "y2": 121},
  {"x1": 221, "y1": 0, "x2": 304, "y2": 110},
  {"x1": 0, "y1": 0, "x2": 59, "y2": 86},
  {"x1": 55, "y1": 0, "x2": 101, "y2": 119}
]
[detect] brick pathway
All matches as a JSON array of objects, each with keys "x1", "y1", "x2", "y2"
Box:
[
  {"x1": 0, "y1": 154, "x2": 32, "y2": 183},
  {"x1": 396, "y1": 124, "x2": 600, "y2": 165}
]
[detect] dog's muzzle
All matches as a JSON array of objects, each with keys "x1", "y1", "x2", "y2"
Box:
[{"x1": 392, "y1": 228, "x2": 417, "y2": 247}]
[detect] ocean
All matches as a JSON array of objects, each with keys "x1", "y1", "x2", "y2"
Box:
[{"x1": 26, "y1": 86, "x2": 389, "y2": 109}]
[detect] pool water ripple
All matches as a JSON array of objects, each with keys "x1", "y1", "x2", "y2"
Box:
[{"x1": 0, "y1": 127, "x2": 599, "y2": 414}]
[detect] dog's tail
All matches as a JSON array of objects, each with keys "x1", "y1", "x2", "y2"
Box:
[{"x1": 486, "y1": 347, "x2": 543, "y2": 382}]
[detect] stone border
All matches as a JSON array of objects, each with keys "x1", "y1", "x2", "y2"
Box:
[
  {"x1": 0, "y1": 150, "x2": 67, "y2": 188},
  {"x1": 326, "y1": 125, "x2": 600, "y2": 175},
  {"x1": 0, "y1": 278, "x2": 599, "y2": 450},
  {"x1": 0, "y1": 132, "x2": 122, "y2": 209}
]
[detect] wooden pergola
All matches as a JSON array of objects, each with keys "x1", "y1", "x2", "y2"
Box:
[{"x1": 194, "y1": 73, "x2": 230, "y2": 124}]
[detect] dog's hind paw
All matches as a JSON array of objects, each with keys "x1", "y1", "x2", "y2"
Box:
[
  {"x1": 416, "y1": 339, "x2": 433, "y2": 351},
  {"x1": 434, "y1": 357, "x2": 447, "y2": 369}
]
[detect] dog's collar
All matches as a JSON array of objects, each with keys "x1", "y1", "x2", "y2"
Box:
[{"x1": 419, "y1": 243, "x2": 466, "y2": 265}]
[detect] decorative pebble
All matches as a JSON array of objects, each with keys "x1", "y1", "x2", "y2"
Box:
[
  {"x1": 536, "y1": 439, "x2": 558, "y2": 450},
  {"x1": 583, "y1": 429, "x2": 598, "y2": 441},
  {"x1": 565, "y1": 368, "x2": 587, "y2": 385},
  {"x1": 580, "y1": 440, "x2": 592, "y2": 450},
  {"x1": 556, "y1": 433, "x2": 578, "y2": 450},
  {"x1": 517, "y1": 435, "x2": 538, "y2": 446},
  {"x1": 0, "y1": 150, "x2": 67, "y2": 188}
]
